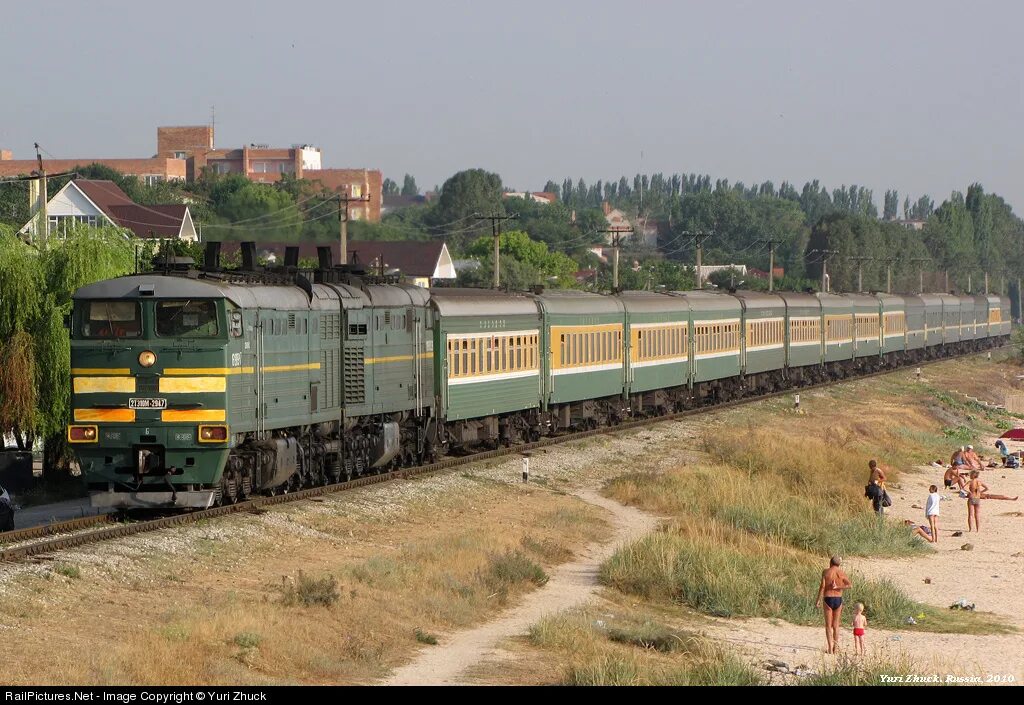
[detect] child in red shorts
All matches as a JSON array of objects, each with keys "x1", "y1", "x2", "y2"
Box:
[{"x1": 852, "y1": 602, "x2": 867, "y2": 656}]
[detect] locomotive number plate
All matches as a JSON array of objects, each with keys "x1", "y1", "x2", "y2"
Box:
[{"x1": 129, "y1": 398, "x2": 167, "y2": 410}]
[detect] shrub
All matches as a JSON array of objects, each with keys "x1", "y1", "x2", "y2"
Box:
[
  {"x1": 414, "y1": 628, "x2": 438, "y2": 645},
  {"x1": 280, "y1": 571, "x2": 340, "y2": 607},
  {"x1": 233, "y1": 632, "x2": 261, "y2": 650},
  {"x1": 483, "y1": 550, "x2": 548, "y2": 596}
]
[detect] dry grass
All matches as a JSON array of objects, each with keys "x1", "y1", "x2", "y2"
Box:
[{"x1": 0, "y1": 477, "x2": 609, "y2": 685}]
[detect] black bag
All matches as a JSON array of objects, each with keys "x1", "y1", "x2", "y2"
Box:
[{"x1": 881, "y1": 490, "x2": 892, "y2": 508}]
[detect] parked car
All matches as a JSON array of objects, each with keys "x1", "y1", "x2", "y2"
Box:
[{"x1": 0, "y1": 484, "x2": 14, "y2": 531}]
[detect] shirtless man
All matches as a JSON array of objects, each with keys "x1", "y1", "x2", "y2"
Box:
[
  {"x1": 867, "y1": 460, "x2": 887, "y2": 515},
  {"x1": 815, "y1": 555, "x2": 853, "y2": 654},
  {"x1": 943, "y1": 466, "x2": 967, "y2": 490},
  {"x1": 963, "y1": 445, "x2": 984, "y2": 471}
]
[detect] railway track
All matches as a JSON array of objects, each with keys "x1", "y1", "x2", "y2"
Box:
[{"x1": 0, "y1": 348, "x2": 1005, "y2": 562}]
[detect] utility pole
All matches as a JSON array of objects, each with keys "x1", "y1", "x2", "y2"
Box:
[
  {"x1": 477, "y1": 213, "x2": 518, "y2": 288},
  {"x1": 944, "y1": 269, "x2": 949, "y2": 293},
  {"x1": 848, "y1": 256, "x2": 873, "y2": 292},
  {"x1": 693, "y1": 231, "x2": 713, "y2": 289},
  {"x1": 910, "y1": 257, "x2": 930, "y2": 294},
  {"x1": 882, "y1": 257, "x2": 899, "y2": 294},
  {"x1": 985, "y1": 271, "x2": 989, "y2": 295},
  {"x1": 760, "y1": 239, "x2": 782, "y2": 292},
  {"x1": 814, "y1": 250, "x2": 839, "y2": 292},
  {"x1": 599, "y1": 226, "x2": 634, "y2": 292},
  {"x1": 967, "y1": 272, "x2": 972, "y2": 294},
  {"x1": 1018, "y1": 277, "x2": 1022, "y2": 324},
  {"x1": 34, "y1": 143, "x2": 47, "y2": 246},
  {"x1": 335, "y1": 187, "x2": 371, "y2": 267}
]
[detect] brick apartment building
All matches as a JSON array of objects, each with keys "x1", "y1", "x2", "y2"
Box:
[
  {"x1": 155, "y1": 126, "x2": 381, "y2": 220},
  {"x1": 1, "y1": 126, "x2": 383, "y2": 221},
  {"x1": 0, "y1": 152, "x2": 186, "y2": 184}
]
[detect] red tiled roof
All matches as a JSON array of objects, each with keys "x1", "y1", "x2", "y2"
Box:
[
  {"x1": 108, "y1": 204, "x2": 188, "y2": 239},
  {"x1": 74, "y1": 179, "x2": 135, "y2": 215},
  {"x1": 216, "y1": 240, "x2": 447, "y2": 277},
  {"x1": 74, "y1": 179, "x2": 187, "y2": 238}
]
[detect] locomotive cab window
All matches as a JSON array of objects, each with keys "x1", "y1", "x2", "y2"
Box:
[
  {"x1": 80, "y1": 301, "x2": 142, "y2": 339},
  {"x1": 156, "y1": 300, "x2": 220, "y2": 338}
]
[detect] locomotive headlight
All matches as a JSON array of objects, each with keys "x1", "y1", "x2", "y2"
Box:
[
  {"x1": 198, "y1": 424, "x2": 229, "y2": 442},
  {"x1": 138, "y1": 350, "x2": 157, "y2": 368},
  {"x1": 68, "y1": 425, "x2": 99, "y2": 443}
]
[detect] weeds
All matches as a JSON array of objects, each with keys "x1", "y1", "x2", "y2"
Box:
[
  {"x1": 233, "y1": 632, "x2": 261, "y2": 650},
  {"x1": 53, "y1": 563, "x2": 81, "y2": 580},
  {"x1": 800, "y1": 654, "x2": 931, "y2": 686},
  {"x1": 484, "y1": 550, "x2": 548, "y2": 598},
  {"x1": 279, "y1": 571, "x2": 340, "y2": 607},
  {"x1": 414, "y1": 628, "x2": 438, "y2": 645}
]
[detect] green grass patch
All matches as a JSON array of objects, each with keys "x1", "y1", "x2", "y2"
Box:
[
  {"x1": 601, "y1": 525, "x2": 1008, "y2": 635},
  {"x1": 53, "y1": 563, "x2": 81, "y2": 580},
  {"x1": 606, "y1": 470, "x2": 926, "y2": 558},
  {"x1": 528, "y1": 609, "x2": 763, "y2": 686}
]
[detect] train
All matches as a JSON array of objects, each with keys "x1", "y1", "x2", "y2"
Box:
[{"x1": 66, "y1": 243, "x2": 1011, "y2": 510}]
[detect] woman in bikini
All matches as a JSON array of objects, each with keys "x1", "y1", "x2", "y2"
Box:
[{"x1": 815, "y1": 555, "x2": 853, "y2": 654}]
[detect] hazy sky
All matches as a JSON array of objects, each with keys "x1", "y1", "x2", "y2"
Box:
[{"x1": 2, "y1": 0, "x2": 1021, "y2": 211}]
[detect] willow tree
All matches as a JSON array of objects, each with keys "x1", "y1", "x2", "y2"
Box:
[{"x1": 0, "y1": 225, "x2": 135, "y2": 464}]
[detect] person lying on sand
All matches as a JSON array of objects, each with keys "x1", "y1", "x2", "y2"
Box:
[{"x1": 904, "y1": 519, "x2": 935, "y2": 543}]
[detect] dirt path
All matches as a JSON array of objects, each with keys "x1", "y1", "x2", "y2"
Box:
[{"x1": 381, "y1": 488, "x2": 659, "y2": 685}]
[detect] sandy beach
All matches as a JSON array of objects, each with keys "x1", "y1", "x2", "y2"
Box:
[{"x1": 702, "y1": 433, "x2": 1024, "y2": 683}]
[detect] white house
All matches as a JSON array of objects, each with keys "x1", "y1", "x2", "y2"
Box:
[{"x1": 20, "y1": 178, "x2": 198, "y2": 242}]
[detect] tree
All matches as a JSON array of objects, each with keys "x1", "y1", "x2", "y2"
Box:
[
  {"x1": 204, "y1": 181, "x2": 302, "y2": 242},
  {"x1": 0, "y1": 226, "x2": 135, "y2": 460},
  {"x1": 430, "y1": 169, "x2": 504, "y2": 248},
  {"x1": 883, "y1": 189, "x2": 899, "y2": 220},
  {"x1": 401, "y1": 174, "x2": 419, "y2": 196},
  {"x1": 465, "y1": 230, "x2": 578, "y2": 287},
  {"x1": 382, "y1": 178, "x2": 399, "y2": 196}
]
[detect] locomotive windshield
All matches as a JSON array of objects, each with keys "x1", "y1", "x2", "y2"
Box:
[
  {"x1": 156, "y1": 300, "x2": 219, "y2": 338},
  {"x1": 81, "y1": 301, "x2": 142, "y2": 339}
]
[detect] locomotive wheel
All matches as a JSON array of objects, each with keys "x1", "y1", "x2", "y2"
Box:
[{"x1": 224, "y1": 475, "x2": 238, "y2": 504}]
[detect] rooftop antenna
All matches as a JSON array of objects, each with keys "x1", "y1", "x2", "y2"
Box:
[{"x1": 210, "y1": 105, "x2": 216, "y2": 147}]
